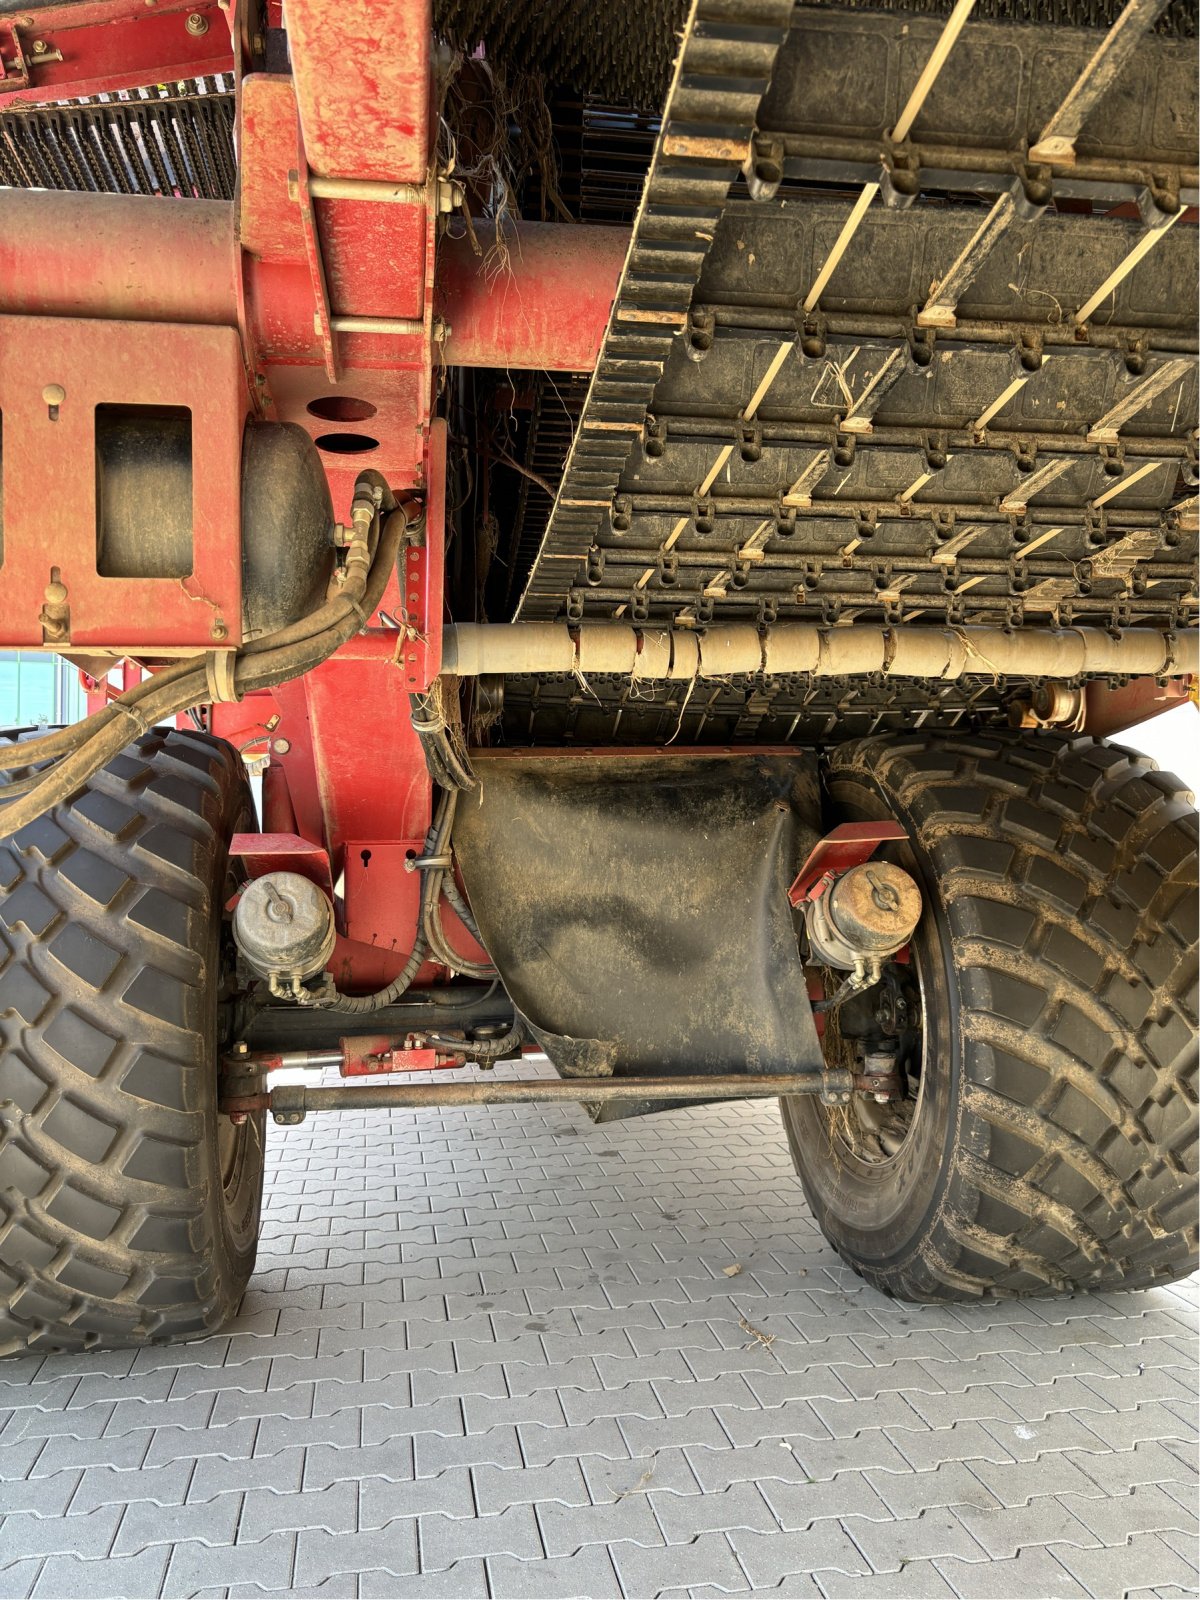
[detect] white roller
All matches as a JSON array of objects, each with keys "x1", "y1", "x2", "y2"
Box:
[{"x1": 440, "y1": 623, "x2": 1196, "y2": 682}]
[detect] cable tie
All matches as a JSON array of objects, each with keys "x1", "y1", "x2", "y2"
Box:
[{"x1": 119, "y1": 701, "x2": 153, "y2": 736}]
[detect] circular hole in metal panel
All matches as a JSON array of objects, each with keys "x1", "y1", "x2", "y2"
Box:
[
  {"x1": 306, "y1": 396, "x2": 378, "y2": 422},
  {"x1": 314, "y1": 432, "x2": 380, "y2": 454}
]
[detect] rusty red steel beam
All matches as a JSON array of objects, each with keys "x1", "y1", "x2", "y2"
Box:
[
  {"x1": 0, "y1": 0, "x2": 232, "y2": 107},
  {"x1": 0, "y1": 190, "x2": 625, "y2": 372},
  {"x1": 1083, "y1": 675, "x2": 1194, "y2": 737},
  {"x1": 435, "y1": 224, "x2": 627, "y2": 371},
  {"x1": 0, "y1": 190, "x2": 237, "y2": 324}
]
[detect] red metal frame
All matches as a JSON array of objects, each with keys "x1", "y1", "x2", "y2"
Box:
[
  {"x1": 0, "y1": 315, "x2": 247, "y2": 650},
  {"x1": 231, "y1": 832, "x2": 335, "y2": 899},
  {"x1": 284, "y1": 0, "x2": 431, "y2": 185},
  {"x1": 4, "y1": 2, "x2": 1189, "y2": 1005},
  {"x1": 0, "y1": 0, "x2": 233, "y2": 107},
  {"x1": 789, "y1": 822, "x2": 909, "y2": 906}
]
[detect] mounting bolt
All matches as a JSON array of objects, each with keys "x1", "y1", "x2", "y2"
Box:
[
  {"x1": 227, "y1": 1111, "x2": 248, "y2": 1126},
  {"x1": 210, "y1": 620, "x2": 228, "y2": 641},
  {"x1": 31, "y1": 38, "x2": 48, "y2": 54},
  {"x1": 186, "y1": 11, "x2": 209, "y2": 33},
  {"x1": 272, "y1": 737, "x2": 291, "y2": 755},
  {"x1": 42, "y1": 382, "x2": 65, "y2": 420},
  {"x1": 40, "y1": 567, "x2": 71, "y2": 643}
]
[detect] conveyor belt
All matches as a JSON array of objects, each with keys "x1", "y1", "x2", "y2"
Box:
[{"x1": 514, "y1": 2, "x2": 1198, "y2": 647}]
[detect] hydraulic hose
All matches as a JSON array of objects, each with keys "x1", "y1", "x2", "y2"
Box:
[
  {"x1": 304, "y1": 932, "x2": 432, "y2": 1016},
  {"x1": 0, "y1": 486, "x2": 410, "y2": 839},
  {"x1": 0, "y1": 657, "x2": 201, "y2": 773},
  {"x1": 418, "y1": 791, "x2": 494, "y2": 980},
  {"x1": 303, "y1": 786, "x2": 494, "y2": 1012},
  {"x1": 424, "y1": 1020, "x2": 525, "y2": 1061}
]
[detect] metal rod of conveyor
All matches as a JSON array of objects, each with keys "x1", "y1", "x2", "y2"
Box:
[
  {"x1": 1029, "y1": 0, "x2": 1172, "y2": 166},
  {"x1": 223, "y1": 1073, "x2": 847, "y2": 1118},
  {"x1": 440, "y1": 624, "x2": 1196, "y2": 681}
]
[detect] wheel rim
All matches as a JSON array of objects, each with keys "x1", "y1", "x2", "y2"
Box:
[
  {"x1": 213, "y1": 829, "x2": 264, "y2": 1255},
  {"x1": 811, "y1": 940, "x2": 929, "y2": 1169}
]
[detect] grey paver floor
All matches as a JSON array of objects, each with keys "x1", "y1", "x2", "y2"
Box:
[{"x1": 0, "y1": 1056, "x2": 1197, "y2": 1600}]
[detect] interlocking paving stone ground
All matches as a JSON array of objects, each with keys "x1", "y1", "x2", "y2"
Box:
[{"x1": 0, "y1": 1057, "x2": 1197, "y2": 1600}]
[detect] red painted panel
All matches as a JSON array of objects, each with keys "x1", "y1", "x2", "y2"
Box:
[
  {"x1": 231, "y1": 832, "x2": 334, "y2": 898},
  {"x1": 238, "y1": 75, "x2": 307, "y2": 263},
  {"x1": 284, "y1": 0, "x2": 431, "y2": 183},
  {"x1": 0, "y1": 315, "x2": 246, "y2": 650},
  {"x1": 344, "y1": 841, "x2": 487, "y2": 969},
  {"x1": 0, "y1": 0, "x2": 232, "y2": 107}
]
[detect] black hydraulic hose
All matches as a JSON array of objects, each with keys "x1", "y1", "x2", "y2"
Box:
[
  {"x1": 310, "y1": 931, "x2": 431, "y2": 1015},
  {"x1": 420, "y1": 849, "x2": 494, "y2": 979},
  {"x1": 441, "y1": 874, "x2": 484, "y2": 943},
  {"x1": 0, "y1": 498, "x2": 408, "y2": 840},
  {"x1": 0, "y1": 657, "x2": 200, "y2": 773},
  {"x1": 424, "y1": 1020, "x2": 525, "y2": 1060},
  {"x1": 419, "y1": 789, "x2": 494, "y2": 979}
]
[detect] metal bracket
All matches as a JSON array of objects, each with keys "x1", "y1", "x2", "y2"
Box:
[
  {"x1": 788, "y1": 821, "x2": 908, "y2": 907},
  {"x1": 744, "y1": 131, "x2": 785, "y2": 201},
  {"x1": 288, "y1": 164, "x2": 339, "y2": 382}
]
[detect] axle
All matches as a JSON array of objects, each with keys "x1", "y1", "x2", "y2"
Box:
[{"x1": 220, "y1": 1071, "x2": 855, "y2": 1124}]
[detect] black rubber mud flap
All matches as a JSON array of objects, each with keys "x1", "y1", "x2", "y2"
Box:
[{"x1": 454, "y1": 753, "x2": 824, "y2": 1119}]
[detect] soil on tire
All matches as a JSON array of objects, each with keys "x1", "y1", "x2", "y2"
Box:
[
  {"x1": 0, "y1": 730, "x2": 264, "y2": 1355},
  {"x1": 783, "y1": 730, "x2": 1199, "y2": 1302}
]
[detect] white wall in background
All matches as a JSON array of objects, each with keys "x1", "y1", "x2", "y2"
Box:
[{"x1": 1118, "y1": 703, "x2": 1200, "y2": 796}]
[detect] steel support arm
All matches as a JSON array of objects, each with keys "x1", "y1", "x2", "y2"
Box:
[
  {"x1": 0, "y1": 190, "x2": 625, "y2": 372},
  {"x1": 222, "y1": 1072, "x2": 849, "y2": 1121},
  {"x1": 435, "y1": 224, "x2": 627, "y2": 370},
  {"x1": 0, "y1": 190, "x2": 236, "y2": 324}
]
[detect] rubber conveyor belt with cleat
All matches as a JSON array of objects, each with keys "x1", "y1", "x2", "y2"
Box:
[{"x1": 514, "y1": 0, "x2": 1198, "y2": 680}]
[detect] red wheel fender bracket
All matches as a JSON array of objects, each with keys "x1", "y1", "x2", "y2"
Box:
[
  {"x1": 231, "y1": 832, "x2": 334, "y2": 900},
  {"x1": 788, "y1": 821, "x2": 908, "y2": 906}
]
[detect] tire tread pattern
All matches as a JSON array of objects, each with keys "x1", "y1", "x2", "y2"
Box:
[
  {"x1": 0, "y1": 729, "x2": 256, "y2": 1355},
  {"x1": 825, "y1": 730, "x2": 1198, "y2": 1300}
]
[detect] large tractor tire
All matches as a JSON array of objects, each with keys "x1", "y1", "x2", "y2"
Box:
[
  {"x1": 0, "y1": 729, "x2": 264, "y2": 1355},
  {"x1": 784, "y1": 731, "x2": 1199, "y2": 1301}
]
